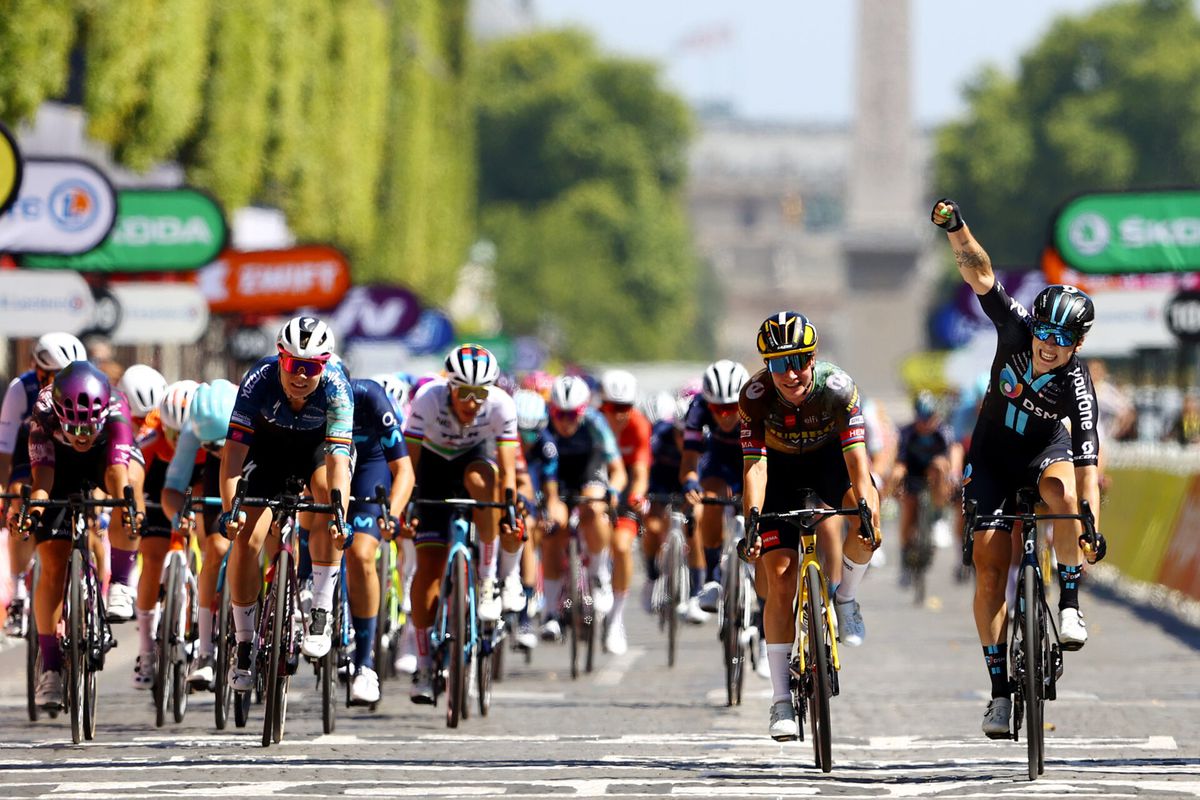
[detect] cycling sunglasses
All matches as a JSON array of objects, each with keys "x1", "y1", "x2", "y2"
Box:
[
  {"x1": 454, "y1": 384, "x2": 490, "y2": 403},
  {"x1": 602, "y1": 401, "x2": 634, "y2": 414},
  {"x1": 764, "y1": 352, "x2": 814, "y2": 374},
  {"x1": 708, "y1": 402, "x2": 739, "y2": 416},
  {"x1": 551, "y1": 406, "x2": 586, "y2": 421},
  {"x1": 278, "y1": 352, "x2": 327, "y2": 377},
  {"x1": 62, "y1": 422, "x2": 101, "y2": 439},
  {"x1": 1032, "y1": 322, "x2": 1080, "y2": 348}
]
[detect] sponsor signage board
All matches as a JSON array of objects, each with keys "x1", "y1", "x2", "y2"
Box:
[
  {"x1": 1055, "y1": 190, "x2": 1200, "y2": 274},
  {"x1": 25, "y1": 187, "x2": 226, "y2": 271},
  {"x1": 1083, "y1": 287, "x2": 1174, "y2": 356},
  {"x1": 0, "y1": 121, "x2": 21, "y2": 215},
  {"x1": 198, "y1": 245, "x2": 351, "y2": 314},
  {"x1": 109, "y1": 283, "x2": 210, "y2": 344},
  {"x1": 330, "y1": 285, "x2": 421, "y2": 340},
  {"x1": 1165, "y1": 290, "x2": 1200, "y2": 344},
  {"x1": 0, "y1": 158, "x2": 116, "y2": 255},
  {"x1": 0, "y1": 270, "x2": 96, "y2": 335},
  {"x1": 402, "y1": 309, "x2": 455, "y2": 355}
]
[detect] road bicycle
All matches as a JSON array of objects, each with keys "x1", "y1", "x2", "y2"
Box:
[
  {"x1": 963, "y1": 489, "x2": 1100, "y2": 781},
  {"x1": 409, "y1": 492, "x2": 515, "y2": 727},
  {"x1": 17, "y1": 484, "x2": 138, "y2": 743},
  {"x1": 702, "y1": 495, "x2": 757, "y2": 706},
  {"x1": 741, "y1": 492, "x2": 876, "y2": 772},
  {"x1": 153, "y1": 490, "x2": 201, "y2": 727},
  {"x1": 904, "y1": 483, "x2": 936, "y2": 606},
  {"x1": 646, "y1": 493, "x2": 690, "y2": 669},
  {"x1": 228, "y1": 477, "x2": 345, "y2": 747}
]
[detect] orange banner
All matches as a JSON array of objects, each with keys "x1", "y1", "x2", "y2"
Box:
[
  {"x1": 198, "y1": 245, "x2": 351, "y2": 314},
  {"x1": 1157, "y1": 474, "x2": 1200, "y2": 601}
]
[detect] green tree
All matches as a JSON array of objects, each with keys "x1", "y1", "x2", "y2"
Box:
[
  {"x1": 476, "y1": 29, "x2": 699, "y2": 361},
  {"x1": 0, "y1": 0, "x2": 78, "y2": 124},
  {"x1": 936, "y1": 0, "x2": 1200, "y2": 265}
]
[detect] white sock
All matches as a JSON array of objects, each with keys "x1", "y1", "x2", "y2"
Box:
[
  {"x1": 136, "y1": 606, "x2": 160, "y2": 655},
  {"x1": 232, "y1": 602, "x2": 256, "y2": 644},
  {"x1": 198, "y1": 610, "x2": 214, "y2": 658},
  {"x1": 835, "y1": 554, "x2": 869, "y2": 603},
  {"x1": 401, "y1": 539, "x2": 416, "y2": 581},
  {"x1": 543, "y1": 578, "x2": 563, "y2": 616},
  {"x1": 311, "y1": 564, "x2": 338, "y2": 611},
  {"x1": 589, "y1": 549, "x2": 612, "y2": 584},
  {"x1": 767, "y1": 642, "x2": 793, "y2": 703},
  {"x1": 611, "y1": 590, "x2": 627, "y2": 628},
  {"x1": 12, "y1": 573, "x2": 27, "y2": 601},
  {"x1": 414, "y1": 626, "x2": 431, "y2": 669},
  {"x1": 480, "y1": 539, "x2": 499, "y2": 581},
  {"x1": 499, "y1": 544, "x2": 523, "y2": 580}
]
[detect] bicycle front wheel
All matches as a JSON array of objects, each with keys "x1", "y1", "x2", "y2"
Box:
[
  {"x1": 262, "y1": 550, "x2": 291, "y2": 747},
  {"x1": 446, "y1": 552, "x2": 468, "y2": 728},
  {"x1": 321, "y1": 580, "x2": 341, "y2": 734},
  {"x1": 26, "y1": 567, "x2": 40, "y2": 723},
  {"x1": 155, "y1": 559, "x2": 181, "y2": 728},
  {"x1": 723, "y1": 554, "x2": 743, "y2": 706},
  {"x1": 665, "y1": 534, "x2": 681, "y2": 668},
  {"x1": 567, "y1": 537, "x2": 583, "y2": 680},
  {"x1": 805, "y1": 563, "x2": 833, "y2": 773},
  {"x1": 1022, "y1": 563, "x2": 1044, "y2": 780},
  {"x1": 215, "y1": 579, "x2": 233, "y2": 730},
  {"x1": 374, "y1": 542, "x2": 393, "y2": 685},
  {"x1": 66, "y1": 548, "x2": 85, "y2": 744}
]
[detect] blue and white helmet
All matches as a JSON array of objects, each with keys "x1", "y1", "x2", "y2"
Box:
[{"x1": 444, "y1": 343, "x2": 500, "y2": 387}]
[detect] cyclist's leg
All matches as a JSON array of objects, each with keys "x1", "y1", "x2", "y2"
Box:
[
  {"x1": 578, "y1": 484, "x2": 612, "y2": 593},
  {"x1": 409, "y1": 540, "x2": 447, "y2": 700},
  {"x1": 698, "y1": 475, "x2": 730, "y2": 585},
  {"x1": 107, "y1": 457, "x2": 144, "y2": 620},
  {"x1": 898, "y1": 492, "x2": 917, "y2": 554},
  {"x1": 346, "y1": 507, "x2": 382, "y2": 670},
  {"x1": 761, "y1": 536, "x2": 800, "y2": 737},
  {"x1": 1038, "y1": 457, "x2": 1087, "y2": 644},
  {"x1": 134, "y1": 532, "x2": 169, "y2": 689},
  {"x1": 928, "y1": 456, "x2": 953, "y2": 508},
  {"x1": 5, "y1": 477, "x2": 36, "y2": 629},
  {"x1": 464, "y1": 459, "x2": 503, "y2": 618},
  {"x1": 641, "y1": 502, "x2": 667, "y2": 611},
  {"x1": 539, "y1": 515, "x2": 566, "y2": 631},
  {"x1": 34, "y1": 536, "x2": 70, "y2": 691}
]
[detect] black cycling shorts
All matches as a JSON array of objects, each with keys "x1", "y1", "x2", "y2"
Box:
[
  {"x1": 759, "y1": 443, "x2": 855, "y2": 554},
  {"x1": 413, "y1": 443, "x2": 493, "y2": 546},
  {"x1": 962, "y1": 422, "x2": 1072, "y2": 533},
  {"x1": 31, "y1": 442, "x2": 110, "y2": 544},
  {"x1": 242, "y1": 427, "x2": 328, "y2": 501}
]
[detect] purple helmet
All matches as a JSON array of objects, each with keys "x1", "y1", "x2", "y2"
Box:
[{"x1": 52, "y1": 361, "x2": 112, "y2": 428}]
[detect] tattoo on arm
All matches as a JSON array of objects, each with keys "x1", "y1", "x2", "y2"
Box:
[{"x1": 953, "y1": 246, "x2": 989, "y2": 271}]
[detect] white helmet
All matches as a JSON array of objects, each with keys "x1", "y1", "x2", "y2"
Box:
[
  {"x1": 33, "y1": 332, "x2": 87, "y2": 372},
  {"x1": 444, "y1": 343, "x2": 500, "y2": 386},
  {"x1": 513, "y1": 390, "x2": 548, "y2": 431},
  {"x1": 119, "y1": 364, "x2": 168, "y2": 418},
  {"x1": 277, "y1": 316, "x2": 336, "y2": 359},
  {"x1": 371, "y1": 373, "x2": 410, "y2": 413},
  {"x1": 550, "y1": 375, "x2": 591, "y2": 412},
  {"x1": 702, "y1": 360, "x2": 750, "y2": 405},
  {"x1": 600, "y1": 369, "x2": 638, "y2": 405},
  {"x1": 159, "y1": 380, "x2": 200, "y2": 432}
]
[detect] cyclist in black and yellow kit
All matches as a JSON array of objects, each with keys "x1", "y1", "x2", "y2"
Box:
[{"x1": 739, "y1": 312, "x2": 881, "y2": 740}]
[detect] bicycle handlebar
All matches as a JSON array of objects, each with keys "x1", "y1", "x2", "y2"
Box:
[
  {"x1": 962, "y1": 497, "x2": 1103, "y2": 566},
  {"x1": 739, "y1": 498, "x2": 877, "y2": 562}
]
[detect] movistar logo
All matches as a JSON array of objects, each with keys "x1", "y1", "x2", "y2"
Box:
[
  {"x1": 353, "y1": 515, "x2": 375, "y2": 530},
  {"x1": 380, "y1": 429, "x2": 403, "y2": 448}
]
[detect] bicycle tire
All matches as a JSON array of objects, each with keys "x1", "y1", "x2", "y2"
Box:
[
  {"x1": 666, "y1": 533, "x2": 680, "y2": 668},
  {"x1": 1023, "y1": 563, "x2": 1043, "y2": 780},
  {"x1": 262, "y1": 550, "x2": 288, "y2": 747},
  {"x1": 723, "y1": 553, "x2": 742, "y2": 706},
  {"x1": 374, "y1": 542, "x2": 393, "y2": 685},
  {"x1": 567, "y1": 537, "x2": 583, "y2": 680},
  {"x1": 26, "y1": 567, "x2": 39, "y2": 723},
  {"x1": 737, "y1": 575, "x2": 753, "y2": 705},
  {"x1": 477, "y1": 629, "x2": 493, "y2": 717},
  {"x1": 321, "y1": 579, "x2": 339, "y2": 734},
  {"x1": 805, "y1": 563, "x2": 833, "y2": 773},
  {"x1": 155, "y1": 559, "x2": 180, "y2": 727},
  {"x1": 65, "y1": 548, "x2": 84, "y2": 744},
  {"x1": 82, "y1": 567, "x2": 99, "y2": 741},
  {"x1": 215, "y1": 579, "x2": 232, "y2": 730},
  {"x1": 273, "y1": 550, "x2": 294, "y2": 745},
  {"x1": 446, "y1": 552, "x2": 467, "y2": 728}
]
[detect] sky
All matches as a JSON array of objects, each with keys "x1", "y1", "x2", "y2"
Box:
[{"x1": 534, "y1": 0, "x2": 1120, "y2": 126}]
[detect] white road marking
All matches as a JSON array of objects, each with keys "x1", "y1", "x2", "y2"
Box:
[{"x1": 594, "y1": 646, "x2": 645, "y2": 686}]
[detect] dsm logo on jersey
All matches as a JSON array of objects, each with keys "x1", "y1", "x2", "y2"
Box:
[{"x1": 999, "y1": 364, "x2": 1022, "y2": 399}]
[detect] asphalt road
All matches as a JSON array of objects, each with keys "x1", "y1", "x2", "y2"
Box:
[{"x1": 0, "y1": 534, "x2": 1195, "y2": 799}]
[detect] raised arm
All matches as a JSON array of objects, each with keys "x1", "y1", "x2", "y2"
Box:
[{"x1": 931, "y1": 198, "x2": 995, "y2": 296}]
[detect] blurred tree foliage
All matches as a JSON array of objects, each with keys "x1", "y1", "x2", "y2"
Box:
[
  {"x1": 936, "y1": 0, "x2": 1200, "y2": 265},
  {"x1": 0, "y1": 0, "x2": 78, "y2": 121},
  {"x1": 476, "y1": 30, "x2": 701, "y2": 361}
]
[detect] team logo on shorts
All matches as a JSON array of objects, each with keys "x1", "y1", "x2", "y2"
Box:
[{"x1": 999, "y1": 365, "x2": 1022, "y2": 399}]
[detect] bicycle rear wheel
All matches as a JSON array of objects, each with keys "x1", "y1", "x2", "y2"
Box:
[
  {"x1": 321, "y1": 579, "x2": 341, "y2": 734},
  {"x1": 446, "y1": 553, "x2": 468, "y2": 728},
  {"x1": 567, "y1": 537, "x2": 583, "y2": 680},
  {"x1": 723, "y1": 554, "x2": 743, "y2": 706},
  {"x1": 665, "y1": 533, "x2": 681, "y2": 668},
  {"x1": 155, "y1": 559, "x2": 181, "y2": 728},
  {"x1": 26, "y1": 566, "x2": 40, "y2": 723},
  {"x1": 805, "y1": 563, "x2": 833, "y2": 773},
  {"x1": 262, "y1": 551, "x2": 291, "y2": 747},
  {"x1": 63, "y1": 548, "x2": 85, "y2": 743},
  {"x1": 1022, "y1": 563, "x2": 1044, "y2": 780},
  {"x1": 82, "y1": 568, "x2": 100, "y2": 741},
  {"x1": 477, "y1": 626, "x2": 493, "y2": 717}
]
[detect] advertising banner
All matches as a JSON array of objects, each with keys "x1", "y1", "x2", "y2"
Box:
[
  {"x1": 25, "y1": 187, "x2": 226, "y2": 271},
  {"x1": 1081, "y1": 287, "x2": 1175, "y2": 357},
  {"x1": 0, "y1": 271, "x2": 96, "y2": 335},
  {"x1": 330, "y1": 285, "x2": 421, "y2": 340},
  {"x1": 0, "y1": 121, "x2": 21, "y2": 215},
  {"x1": 1054, "y1": 190, "x2": 1200, "y2": 274},
  {"x1": 402, "y1": 309, "x2": 455, "y2": 355},
  {"x1": 0, "y1": 158, "x2": 116, "y2": 255},
  {"x1": 108, "y1": 283, "x2": 210, "y2": 344},
  {"x1": 1041, "y1": 246, "x2": 1200, "y2": 293},
  {"x1": 1157, "y1": 474, "x2": 1200, "y2": 602},
  {"x1": 198, "y1": 245, "x2": 351, "y2": 314},
  {"x1": 1164, "y1": 290, "x2": 1200, "y2": 344}
]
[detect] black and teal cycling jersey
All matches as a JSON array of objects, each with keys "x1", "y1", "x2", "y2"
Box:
[{"x1": 974, "y1": 281, "x2": 1100, "y2": 467}]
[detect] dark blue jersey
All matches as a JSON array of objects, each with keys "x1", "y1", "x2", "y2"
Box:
[
  {"x1": 897, "y1": 422, "x2": 954, "y2": 473},
  {"x1": 682, "y1": 394, "x2": 740, "y2": 455},
  {"x1": 228, "y1": 356, "x2": 355, "y2": 457},
  {"x1": 649, "y1": 420, "x2": 683, "y2": 492},
  {"x1": 351, "y1": 378, "x2": 407, "y2": 464}
]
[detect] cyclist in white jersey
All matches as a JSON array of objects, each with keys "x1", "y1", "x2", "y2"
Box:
[{"x1": 401, "y1": 344, "x2": 521, "y2": 703}]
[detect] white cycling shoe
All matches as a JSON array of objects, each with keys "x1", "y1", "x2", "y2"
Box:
[
  {"x1": 1059, "y1": 607, "x2": 1088, "y2": 651},
  {"x1": 683, "y1": 596, "x2": 710, "y2": 625},
  {"x1": 769, "y1": 700, "x2": 799, "y2": 741},
  {"x1": 351, "y1": 666, "x2": 381, "y2": 705},
  {"x1": 36, "y1": 670, "x2": 63, "y2": 710},
  {"x1": 477, "y1": 578, "x2": 502, "y2": 622},
  {"x1": 697, "y1": 581, "x2": 721, "y2": 614},
  {"x1": 301, "y1": 608, "x2": 333, "y2": 658},
  {"x1": 501, "y1": 574, "x2": 526, "y2": 614},
  {"x1": 604, "y1": 621, "x2": 628, "y2": 655},
  {"x1": 591, "y1": 581, "x2": 614, "y2": 617},
  {"x1": 835, "y1": 598, "x2": 866, "y2": 647},
  {"x1": 410, "y1": 667, "x2": 435, "y2": 705},
  {"x1": 132, "y1": 651, "x2": 155, "y2": 690},
  {"x1": 106, "y1": 583, "x2": 136, "y2": 622},
  {"x1": 394, "y1": 625, "x2": 418, "y2": 675}
]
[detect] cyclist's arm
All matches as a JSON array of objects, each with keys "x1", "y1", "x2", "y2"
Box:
[
  {"x1": 496, "y1": 442, "x2": 518, "y2": 498},
  {"x1": 607, "y1": 454, "x2": 628, "y2": 496},
  {"x1": 842, "y1": 444, "x2": 878, "y2": 518},
  {"x1": 885, "y1": 461, "x2": 907, "y2": 496},
  {"x1": 679, "y1": 449, "x2": 701, "y2": 489},
  {"x1": 325, "y1": 451, "x2": 352, "y2": 518},
  {"x1": 742, "y1": 456, "x2": 766, "y2": 520},
  {"x1": 1075, "y1": 463, "x2": 1100, "y2": 530},
  {"x1": 387, "y1": 455, "x2": 415, "y2": 522},
  {"x1": 162, "y1": 427, "x2": 203, "y2": 520},
  {"x1": 628, "y1": 459, "x2": 648, "y2": 502},
  {"x1": 933, "y1": 200, "x2": 994, "y2": 295},
  {"x1": 219, "y1": 439, "x2": 249, "y2": 511}
]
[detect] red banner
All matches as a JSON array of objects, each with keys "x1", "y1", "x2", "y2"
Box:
[
  {"x1": 1157, "y1": 474, "x2": 1200, "y2": 601},
  {"x1": 198, "y1": 245, "x2": 350, "y2": 314}
]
